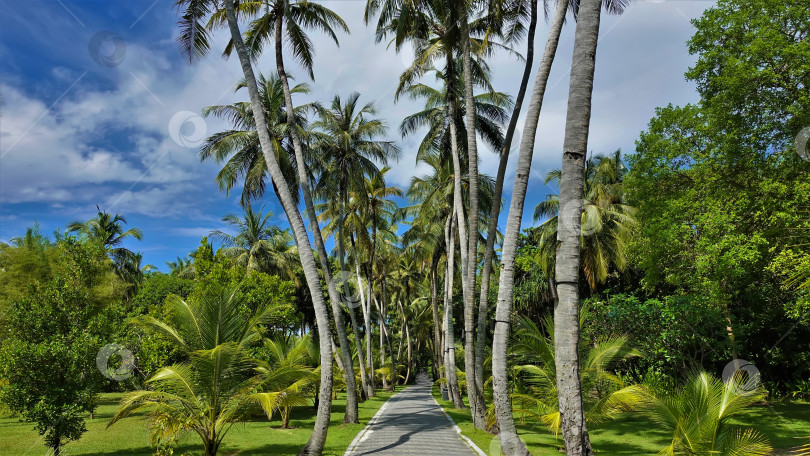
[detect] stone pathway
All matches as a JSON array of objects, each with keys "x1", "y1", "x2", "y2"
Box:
[{"x1": 345, "y1": 374, "x2": 483, "y2": 456}]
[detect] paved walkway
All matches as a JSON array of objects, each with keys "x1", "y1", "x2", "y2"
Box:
[{"x1": 345, "y1": 375, "x2": 482, "y2": 456}]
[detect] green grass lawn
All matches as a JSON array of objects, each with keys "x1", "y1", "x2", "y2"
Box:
[
  {"x1": 433, "y1": 387, "x2": 810, "y2": 455},
  {"x1": 0, "y1": 388, "x2": 401, "y2": 456}
]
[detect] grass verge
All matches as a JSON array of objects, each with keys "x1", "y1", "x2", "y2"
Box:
[
  {"x1": 0, "y1": 388, "x2": 401, "y2": 456},
  {"x1": 432, "y1": 386, "x2": 810, "y2": 455}
]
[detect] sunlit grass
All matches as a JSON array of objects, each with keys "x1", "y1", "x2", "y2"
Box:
[
  {"x1": 432, "y1": 387, "x2": 810, "y2": 455},
  {"x1": 0, "y1": 388, "x2": 399, "y2": 456}
]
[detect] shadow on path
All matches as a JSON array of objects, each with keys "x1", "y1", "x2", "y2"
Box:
[{"x1": 347, "y1": 376, "x2": 477, "y2": 456}]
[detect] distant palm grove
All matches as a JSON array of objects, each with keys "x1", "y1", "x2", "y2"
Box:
[{"x1": 1, "y1": 0, "x2": 809, "y2": 456}]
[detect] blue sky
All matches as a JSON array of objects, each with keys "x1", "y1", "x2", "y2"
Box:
[{"x1": 0, "y1": 0, "x2": 713, "y2": 271}]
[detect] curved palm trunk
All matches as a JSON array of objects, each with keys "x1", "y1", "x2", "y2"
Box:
[
  {"x1": 338, "y1": 204, "x2": 370, "y2": 401},
  {"x1": 351, "y1": 234, "x2": 375, "y2": 398},
  {"x1": 380, "y1": 283, "x2": 397, "y2": 387},
  {"x1": 491, "y1": 0, "x2": 569, "y2": 454},
  {"x1": 405, "y1": 316, "x2": 413, "y2": 384},
  {"x1": 221, "y1": 2, "x2": 335, "y2": 454},
  {"x1": 363, "y1": 263, "x2": 376, "y2": 396},
  {"x1": 272, "y1": 14, "x2": 359, "y2": 426},
  {"x1": 476, "y1": 0, "x2": 540, "y2": 415},
  {"x1": 444, "y1": 214, "x2": 465, "y2": 409},
  {"x1": 375, "y1": 292, "x2": 389, "y2": 390},
  {"x1": 554, "y1": 0, "x2": 602, "y2": 453},
  {"x1": 458, "y1": 7, "x2": 486, "y2": 430},
  {"x1": 430, "y1": 265, "x2": 443, "y2": 381},
  {"x1": 365, "y1": 223, "x2": 379, "y2": 396}
]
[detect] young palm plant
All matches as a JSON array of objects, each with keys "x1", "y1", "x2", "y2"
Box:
[
  {"x1": 505, "y1": 311, "x2": 642, "y2": 438},
  {"x1": 625, "y1": 371, "x2": 773, "y2": 456},
  {"x1": 108, "y1": 285, "x2": 283, "y2": 456},
  {"x1": 254, "y1": 334, "x2": 319, "y2": 429}
]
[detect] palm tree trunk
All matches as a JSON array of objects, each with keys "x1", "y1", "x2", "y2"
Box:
[
  {"x1": 272, "y1": 13, "x2": 359, "y2": 426},
  {"x1": 444, "y1": 213, "x2": 466, "y2": 409},
  {"x1": 458, "y1": 6, "x2": 486, "y2": 430},
  {"x1": 405, "y1": 317, "x2": 413, "y2": 384},
  {"x1": 365, "y1": 224, "x2": 379, "y2": 395},
  {"x1": 331, "y1": 336, "x2": 344, "y2": 372},
  {"x1": 380, "y1": 283, "x2": 396, "y2": 388},
  {"x1": 476, "y1": 0, "x2": 540, "y2": 417},
  {"x1": 338, "y1": 204, "x2": 370, "y2": 402},
  {"x1": 430, "y1": 265, "x2": 443, "y2": 381},
  {"x1": 221, "y1": 3, "x2": 335, "y2": 454},
  {"x1": 554, "y1": 0, "x2": 602, "y2": 453},
  {"x1": 491, "y1": 0, "x2": 569, "y2": 454},
  {"x1": 352, "y1": 242, "x2": 376, "y2": 398}
]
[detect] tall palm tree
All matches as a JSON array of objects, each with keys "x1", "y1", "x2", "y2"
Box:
[
  {"x1": 226, "y1": 0, "x2": 363, "y2": 426},
  {"x1": 174, "y1": 0, "x2": 343, "y2": 450},
  {"x1": 402, "y1": 61, "x2": 511, "y2": 425},
  {"x1": 109, "y1": 286, "x2": 282, "y2": 456},
  {"x1": 489, "y1": 0, "x2": 633, "y2": 449},
  {"x1": 67, "y1": 206, "x2": 144, "y2": 285},
  {"x1": 358, "y1": 170, "x2": 403, "y2": 394},
  {"x1": 200, "y1": 74, "x2": 311, "y2": 206},
  {"x1": 532, "y1": 151, "x2": 637, "y2": 290},
  {"x1": 166, "y1": 256, "x2": 195, "y2": 278},
  {"x1": 477, "y1": 0, "x2": 540, "y2": 415},
  {"x1": 210, "y1": 204, "x2": 298, "y2": 281},
  {"x1": 311, "y1": 92, "x2": 400, "y2": 399},
  {"x1": 491, "y1": 0, "x2": 571, "y2": 452},
  {"x1": 554, "y1": 0, "x2": 610, "y2": 451}
]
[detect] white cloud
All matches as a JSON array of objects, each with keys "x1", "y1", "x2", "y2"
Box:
[{"x1": 0, "y1": 0, "x2": 712, "y2": 223}]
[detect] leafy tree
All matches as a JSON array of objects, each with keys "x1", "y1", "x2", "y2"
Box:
[
  {"x1": 0, "y1": 238, "x2": 124, "y2": 456},
  {"x1": 627, "y1": 0, "x2": 810, "y2": 396},
  {"x1": 125, "y1": 273, "x2": 195, "y2": 381},
  {"x1": 584, "y1": 294, "x2": 732, "y2": 380}
]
